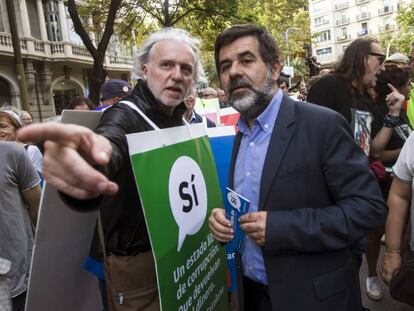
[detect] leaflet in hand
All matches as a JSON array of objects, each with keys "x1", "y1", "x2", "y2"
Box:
[{"x1": 224, "y1": 187, "x2": 250, "y2": 253}]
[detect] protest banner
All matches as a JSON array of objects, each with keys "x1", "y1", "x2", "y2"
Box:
[
  {"x1": 127, "y1": 123, "x2": 228, "y2": 311},
  {"x1": 26, "y1": 111, "x2": 103, "y2": 311},
  {"x1": 218, "y1": 107, "x2": 239, "y2": 128},
  {"x1": 206, "y1": 127, "x2": 238, "y2": 292},
  {"x1": 195, "y1": 98, "x2": 221, "y2": 125}
]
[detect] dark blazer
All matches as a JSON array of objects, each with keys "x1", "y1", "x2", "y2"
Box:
[
  {"x1": 229, "y1": 95, "x2": 387, "y2": 311},
  {"x1": 193, "y1": 111, "x2": 216, "y2": 128}
]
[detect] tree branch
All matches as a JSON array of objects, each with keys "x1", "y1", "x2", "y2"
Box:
[
  {"x1": 67, "y1": 0, "x2": 97, "y2": 57},
  {"x1": 97, "y1": 0, "x2": 123, "y2": 58}
]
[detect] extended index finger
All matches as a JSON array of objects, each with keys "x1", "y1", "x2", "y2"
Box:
[
  {"x1": 17, "y1": 123, "x2": 90, "y2": 146},
  {"x1": 388, "y1": 83, "x2": 398, "y2": 92}
]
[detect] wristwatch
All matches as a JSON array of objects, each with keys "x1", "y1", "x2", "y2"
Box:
[{"x1": 383, "y1": 114, "x2": 400, "y2": 128}]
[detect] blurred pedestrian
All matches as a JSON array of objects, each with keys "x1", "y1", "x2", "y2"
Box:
[
  {"x1": 65, "y1": 96, "x2": 96, "y2": 111},
  {"x1": 365, "y1": 64, "x2": 412, "y2": 301},
  {"x1": 381, "y1": 132, "x2": 414, "y2": 295},
  {"x1": 99, "y1": 79, "x2": 132, "y2": 110},
  {"x1": 20, "y1": 111, "x2": 33, "y2": 126},
  {"x1": 183, "y1": 88, "x2": 216, "y2": 127},
  {"x1": 0, "y1": 141, "x2": 41, "y2": 311}
]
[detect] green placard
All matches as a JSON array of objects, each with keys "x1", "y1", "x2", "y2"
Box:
[{"x1": 130, "y1": 135, "x2": 228, "y2": 311}]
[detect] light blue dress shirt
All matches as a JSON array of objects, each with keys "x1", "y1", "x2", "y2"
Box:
[{"x1": 234, "y1": 89, "x2": 283, "y2": 285}]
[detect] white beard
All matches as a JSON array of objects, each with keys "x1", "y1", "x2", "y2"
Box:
[{"x1": 231, "y1": 91, "x2": 257, "y2": 113}]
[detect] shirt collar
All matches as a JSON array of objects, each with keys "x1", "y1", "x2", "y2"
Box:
[
  {"x1": 238, "y1": 89, "x2": 283, "y2": 135},
  {"x1": 189, "y1": 110, "x2": 197, "y2": 124}
]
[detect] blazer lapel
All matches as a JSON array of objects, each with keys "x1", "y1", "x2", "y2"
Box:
[{"x1": 259, "y1": 96, "x2": 296, "y2": 210}]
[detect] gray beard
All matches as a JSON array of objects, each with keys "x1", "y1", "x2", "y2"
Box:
[{"x1": 228, "y1": 77, "x2": 276, "y2": 121}]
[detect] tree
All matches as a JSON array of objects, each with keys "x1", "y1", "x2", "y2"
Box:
[
  {"x1": 237, "y1": 0, "x2": 310, "y2": 83},
  {"x1": 395, "y1": 2, "x2": 414, "y2": 53},
  {"x1": 67, "y1": 0, "x2": 122, "y2": 104},
  {"x1": 376, "y1": 2, "x2": 414, "y2": 55},
  {"x1": 184, "y1": 0, "x2": 310, "y2": 86}
]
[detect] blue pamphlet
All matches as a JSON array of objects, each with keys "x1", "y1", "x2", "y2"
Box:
[{"x1": 224, "y1": 187, "x2": 250, "y2": 253}]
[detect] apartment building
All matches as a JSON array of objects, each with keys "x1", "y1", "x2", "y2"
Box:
[
  {"x1": 308, "y1": 0, "x2": 412, "y2": 66},
  {"x1": 0, "y1": 0, "x2": 133, "y2": 120}
]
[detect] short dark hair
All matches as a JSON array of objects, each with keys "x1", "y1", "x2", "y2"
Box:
[
  {"x1": 214, "y1": 24, "x2": 279, "y2": 75},
  {"x1": 374, "y1": 64, "x2": 410, "y2": 98},
  {"x1": 65, "y1": 96, "x2": 96, "y2": 110},
  {"x1": 277, "y1": 76, "x2": 289, "y2": 88},
  {"x1": 334, "y1": 38, "x2": 378, "y2": 90}
]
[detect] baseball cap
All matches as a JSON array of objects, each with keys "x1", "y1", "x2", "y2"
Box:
[
  {"x1": 0, "y1": 110, "x2": 23, "y2": 128},
  {"x1": 100, "y1": 79, "x2": 132, "y2": 100},
  {"x1": 385, "y1": 53, "x2": 409, "y2": 65}
]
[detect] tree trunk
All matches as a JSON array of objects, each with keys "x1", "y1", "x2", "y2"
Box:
[
  {"x1": 87, "y1": 56, "x2": 107, "y2": 105},
  {"x1": 67, "y1": 0, "x2": 121, "y2": 105}
]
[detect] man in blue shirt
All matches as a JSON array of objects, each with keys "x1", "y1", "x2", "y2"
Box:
[{"x1": 208, "y1": 24, "x2": 387, "y2": 311}]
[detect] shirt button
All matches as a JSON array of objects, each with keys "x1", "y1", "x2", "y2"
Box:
[
  {"x1": 264, "y1": 124, "x2": 269, "y2": 129},
  {"x1": 249, "y1": 142, "x2": 254, "y2": 147},
  {"x1": 246, "y1": 172, "x2": 251, "y2": 177}
]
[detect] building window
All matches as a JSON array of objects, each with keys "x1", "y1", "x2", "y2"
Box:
[
  {"x1": 43, "y1": 0, "x2": 62, "y2": 41},
  {"x1": 358, "y1": 22, "x2": 368, "y2": 36},
  {"x1": 315, "y1": 30, "x2": 331, "y2": 43},
  {"x1": 383, "y1": 0, "x2": 390, "y2": 11},
  {"x1": 316, "y1": 47, "x2": 332, "y2": 60},
  {"x1": 314, "y1": 15, "x2": 330, "y2": 26},
  {"x1": 312, "y1": 0, "x2": 328, "y2": 15},
  {"x1": 66, "y1": 6, "x2": 83, "y2": 44}
]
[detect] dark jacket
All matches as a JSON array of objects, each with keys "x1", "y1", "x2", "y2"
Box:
[
  {"x1": 65, "y1": 81, "x2": 186, "y2": 255},
  {"x1": 307, "y1": 73, "x2": 375, "y2": 124},
  {"x1": 230, "y1": 95, "x2": 386, "y2": 310}
]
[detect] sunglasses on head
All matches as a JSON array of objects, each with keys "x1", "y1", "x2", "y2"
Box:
[{"x1": 370, "y1": 52, "x2": 386, "y2": 64}]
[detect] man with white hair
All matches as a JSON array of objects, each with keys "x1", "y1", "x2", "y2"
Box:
[{"x1": 19, "y1": 28, "x2": 204, "y2": 310}]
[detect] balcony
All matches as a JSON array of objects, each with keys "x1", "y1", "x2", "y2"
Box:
[
  {"x1": 357, "y1": 12, "x2": 371, "y2": 21},
  {"x1": 315, "y1": 20, "x2": 330, "y2": 27},
  {"x1": 337, "y1": 34, "x2": 351, "y2": 42},
  {"x1": 335, "y1": 2, "x2": 349, "y2": 10},
  {"x1": 336, "y1": 17, "x2": 350, "y2": 26},
  {"x1": 378, "y1": 24, "x2": 395, "y2": 33},
  {"x1": 0, "y1": 32, "x2": 133, "y2": 71},
  {"x1": 378, "y1": 6, "x2": 394, "y2": 15}
]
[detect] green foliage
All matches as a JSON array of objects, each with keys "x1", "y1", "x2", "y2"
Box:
[
  {"x1": 75, "y1": 0, "x2": 311, "y2": 85},
  {"x1": 376, "y1": 2, "x2": 414, "y2": 55},
  {"x1": 395, "y1": 1, "x2": 414, "y2": 54}
]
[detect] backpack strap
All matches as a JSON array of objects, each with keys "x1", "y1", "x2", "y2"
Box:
[{"x1": 119, "y1": 100, "x2": 160, "y2": 131}]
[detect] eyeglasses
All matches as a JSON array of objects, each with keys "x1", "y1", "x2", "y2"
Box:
[{"x1": 370, "y1": 52, "x2": 386, "y2": 64}]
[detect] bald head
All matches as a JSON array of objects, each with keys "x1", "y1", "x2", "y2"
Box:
[{"x1": 202, "y1": 87, "x2": 218, "y2": 99}]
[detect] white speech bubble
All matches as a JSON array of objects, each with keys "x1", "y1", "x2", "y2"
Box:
[
  {"x1": 169, "y1": 156, "x2": 207, "y2": 252},
  {"x1": 227, "y1": 192, "x2": 241, "y2": 211}
]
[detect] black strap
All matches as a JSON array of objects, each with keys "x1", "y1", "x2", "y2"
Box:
[{"x1": 97, "y1": 213, "x2": 107, "y2": 261}]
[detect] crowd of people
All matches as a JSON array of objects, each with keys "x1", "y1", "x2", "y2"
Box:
[{"x1": 1, "y1": 23, "x2": 414, "y2": 311}]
